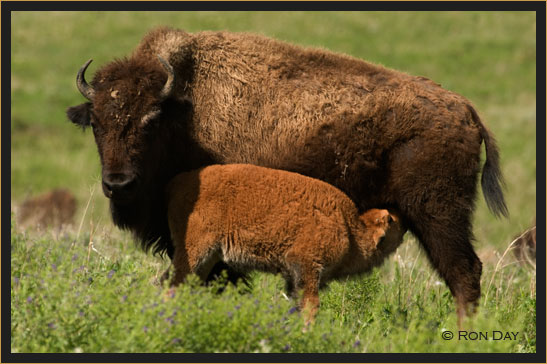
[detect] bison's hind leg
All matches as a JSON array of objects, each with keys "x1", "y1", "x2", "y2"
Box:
[
  {"x1": 417, "y1": 223, "x2": 482, "y2": 330},
  {"x1": 388, "y1": 136, "x2": 483, "y2": 328},
  {"x1": 406, "y1": 208, "x2": 482, "y2": 330}
]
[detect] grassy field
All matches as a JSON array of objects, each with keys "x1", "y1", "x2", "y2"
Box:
[{"x1": 10, "y1": 11, "x2": 536, "y2": 353}]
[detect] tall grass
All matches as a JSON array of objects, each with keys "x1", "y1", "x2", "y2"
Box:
[
  {"x1": 11, "y1": 11, "x2": 536, "y2": 353},
  {"x1": 10, "y1": 219, "x2": 536, "y2": 353}
]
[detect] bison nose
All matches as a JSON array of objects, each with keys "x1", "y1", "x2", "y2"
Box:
[{"x1": 102, "y1": 173, "x2": 137, "y2": 200}]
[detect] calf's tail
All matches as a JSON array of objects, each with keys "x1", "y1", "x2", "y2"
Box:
[{"x1": 468, "y1": 105, "x2": 509, "y2": 218}]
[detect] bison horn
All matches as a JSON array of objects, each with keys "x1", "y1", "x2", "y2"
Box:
[
  {"x1": 157, "y1": 55, "x2": 175, "y2": 99},
  {"x1": 76, "y1": 59, "x2": 95, "y2": 101}
]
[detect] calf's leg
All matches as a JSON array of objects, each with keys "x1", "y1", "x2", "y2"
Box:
[
  {"x1": 285, "y1": 250, "x2": 322, "y2": 325},
  {"x1": 170, "y1": 246, "x2": 192, "y2": 286},
  {"x1": 300, "y1": 271, "x2": 321, "y2": 325},
  {"x1": 171, "y1": 244, "x2": 221, "y2": 286}
]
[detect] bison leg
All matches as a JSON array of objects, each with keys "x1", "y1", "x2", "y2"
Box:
[
  {"x1": 170, "y1": 247, "x2": 192, "y2": 287},
  {"x1": 159, "y1": 266, "x2": 171, "y2": 285},
  {"x1": 388, "y1": 138, "x2": 483, "y2": 327},
  {"x1": 171, "y1": 244, "x2": 221, "y2": 286},
  {"x1": 285, "y1": 252, "x2": 321, "y2": 325},
  {"x1": 170, "y1": 230, "x2": 217, "y2": 286},
  {"x1": 398, "y1": 186, "x2": 483, "y2": 330},
  {"x1": 300, "y1": 272, "x2": 321, "y2": 326},
  {"x1": 193, "y1": 251, "x2": 221, "y2": 283},
  {"x1": 413, "y1": 219, "x2": 482, "y2": 328}
]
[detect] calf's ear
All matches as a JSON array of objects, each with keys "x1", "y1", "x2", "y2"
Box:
[{"x1": 66, "y1": 103, "x2": 92, "y2": 130}]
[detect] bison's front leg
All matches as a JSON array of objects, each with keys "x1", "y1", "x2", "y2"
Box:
[
  {"x1": 159, "y1": 265, "x2": 171, "y2": 285},
  {"x1": 170, "y1": 247, "x2": 192, "y2": 287},
  {"x1": 173, "y1": 240, "x2": 228, "y2": 289}
]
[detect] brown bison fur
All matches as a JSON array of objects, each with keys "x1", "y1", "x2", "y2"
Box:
[
  {"x1": 67, "y1": 27, "x2": 508, "y2": 320},
  {"x1": 512, "y1": 219, "x2": 536, "y2": 267},
  {"x1": 167, "y1": 164, "x2": 406, "y2": 322},
  {"x1": 17, "y1": 188, "x2": 77, "y2": 231}
]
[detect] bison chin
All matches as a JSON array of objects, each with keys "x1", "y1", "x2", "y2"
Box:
[{"x1": 108, "y1": 190, "x2": 172, "y2": 256}]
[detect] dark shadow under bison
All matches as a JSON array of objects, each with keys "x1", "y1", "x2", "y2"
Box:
[{"x1": 67, "y1": 27, "x2": 507, "y2": 325}]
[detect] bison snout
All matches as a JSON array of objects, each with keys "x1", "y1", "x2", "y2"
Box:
[{"x1": 102, "y1": 173, "x2": 138, "y2": 201}]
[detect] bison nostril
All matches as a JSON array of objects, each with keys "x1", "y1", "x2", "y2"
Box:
[
  {"x1": 118, "y1": 177, "x2": 137, "y2": 191},
  {"x1": 102, "y1": 174, "x2": 137, "y2": 198},
  {"x1": 102, "y1": 180, "x2": 113, "y2": 198}
]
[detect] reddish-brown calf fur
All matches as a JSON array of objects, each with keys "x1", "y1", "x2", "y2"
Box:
[{"x1": 167, "y1": 164, "x2": 406, "y2": 322}]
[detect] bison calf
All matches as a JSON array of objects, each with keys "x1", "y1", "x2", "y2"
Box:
[{"x1": 166, "y1": 164, "x2": 406, "y2": 322}]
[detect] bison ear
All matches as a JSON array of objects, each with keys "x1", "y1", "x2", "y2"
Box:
[{"x1": 66, "y1": 103, "x2": 92, "y2": 130}]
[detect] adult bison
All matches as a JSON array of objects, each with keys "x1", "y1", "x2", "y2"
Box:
[{"x1": 67, "y1": 27, "x2": 507, "y2": 323}]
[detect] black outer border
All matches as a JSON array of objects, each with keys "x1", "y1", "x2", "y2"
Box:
[
  {"x1": 0, "y1": 1, "x2": 545, "y2": 11},
  {"x1": 535, "y1": 4, "x2": 546, "y2": 364},
  {"x1": 2, "y1": 1, "x2": 545, "y2": 363}
]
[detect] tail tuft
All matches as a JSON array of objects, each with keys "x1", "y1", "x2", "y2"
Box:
[{"x1": 468, "y1": 106, "x2": 509, "y2": 218}]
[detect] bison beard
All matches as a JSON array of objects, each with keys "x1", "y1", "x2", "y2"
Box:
[{"x1": 67, "y1": 27, "x2": 507, "y2": 324}]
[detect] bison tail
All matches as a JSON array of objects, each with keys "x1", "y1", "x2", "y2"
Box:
[{"x1": 468, "y1": 105, "x2": 509, "y2": 218}]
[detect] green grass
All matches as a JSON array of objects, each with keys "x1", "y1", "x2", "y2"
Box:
[
  {"x1": 10, "y1": 222, "x2": 536, "y2": 353},
  {"x1": 11, "y1": 11, "x2": 536, "y2": 353}
]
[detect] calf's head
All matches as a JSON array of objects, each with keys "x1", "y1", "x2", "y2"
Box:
[
  {"x1": 67, "y1": 57, "x2": 186, "y2": 204},
  {"x1": 360, "y1": 208, "x2": 407, "y2": 253}
]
